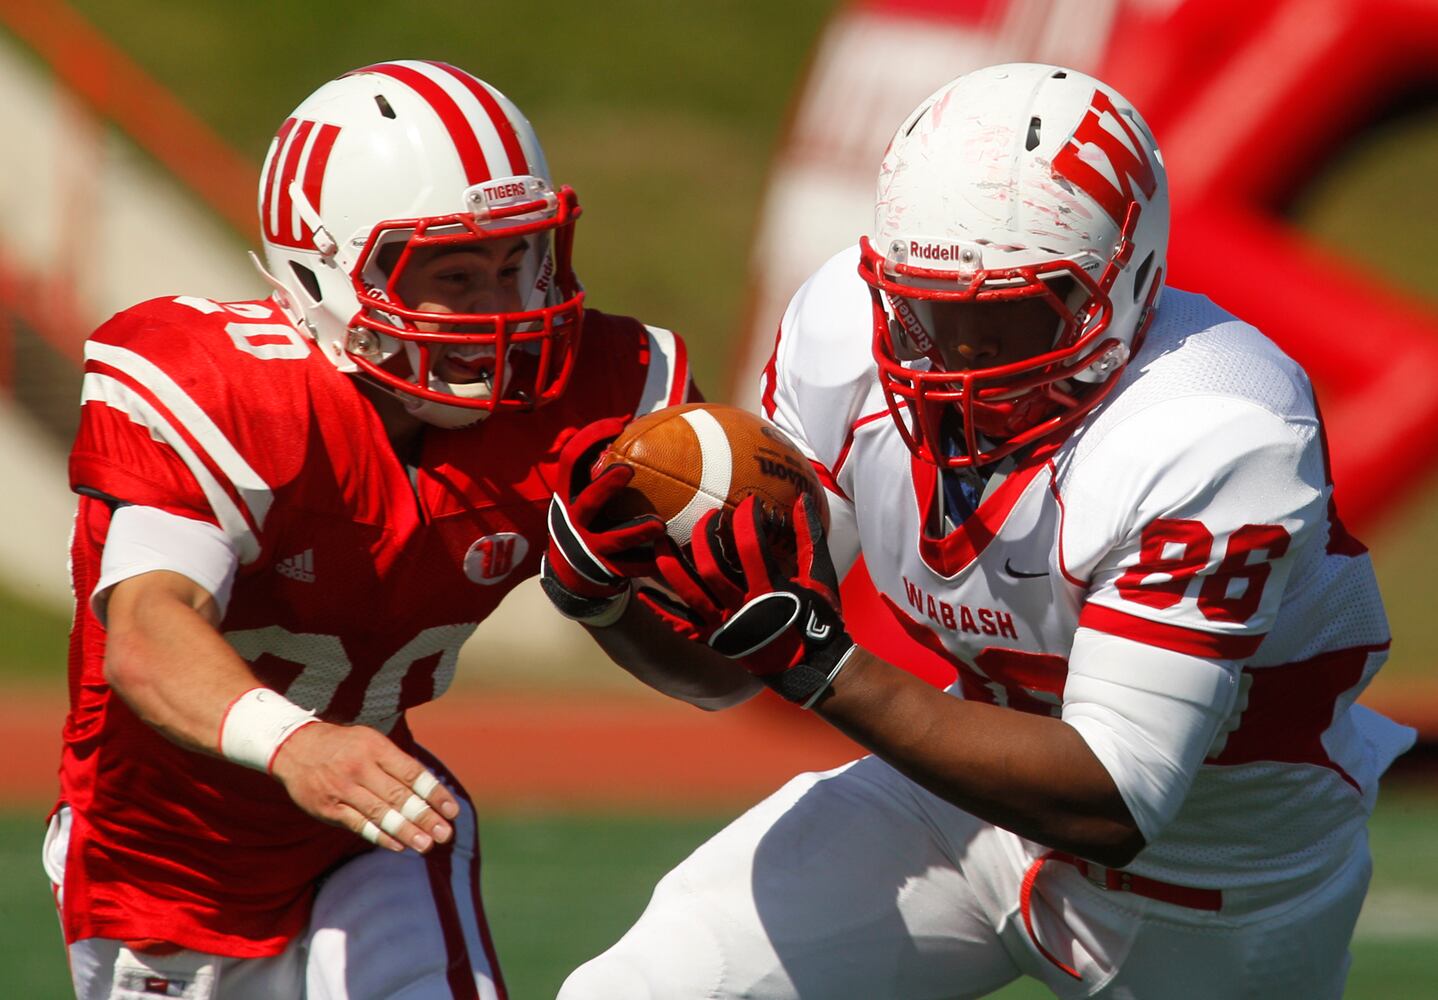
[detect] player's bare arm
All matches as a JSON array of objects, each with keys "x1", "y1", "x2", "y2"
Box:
[
  {"x1": 588, "y1": 598, "x2": 762, "y2": 710},
  {"x1": 660, "y1": 494, "x2": 1143, "y2": 865},
  {"x1": 104, "y1": 570, "x2": 458, "y2": 854},
  {"x1": 814, "y1": 646, "x2": 1142, "y2": 866}
]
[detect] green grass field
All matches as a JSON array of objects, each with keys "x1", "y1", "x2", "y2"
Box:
[{"x1": 4, "y1": 783, "x2": 1434, "y2": 998}]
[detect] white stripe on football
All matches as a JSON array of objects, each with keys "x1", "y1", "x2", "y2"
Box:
[{"x1": 593, "y1": 403, "x2": 827, "y2": 551}]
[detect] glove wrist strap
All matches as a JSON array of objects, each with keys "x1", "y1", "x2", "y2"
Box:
[
  {"x1": 540, "y1": 564, "x2": 632, "y2": 627},
  {"x1": 765, "y1": 640, "x2": 857, "y2": 708}
]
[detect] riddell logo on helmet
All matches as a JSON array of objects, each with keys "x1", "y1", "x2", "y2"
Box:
[
  {"x1": 889, "y1": 296, "x2": 933, "y2": 352},
  {"x1": 909, "y1": 242, "x2": 968, "y2": 263}
]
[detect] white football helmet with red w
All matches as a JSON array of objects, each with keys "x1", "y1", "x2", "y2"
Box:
[
  {"x1": 256, "y1": 60, "x2": 583, "y2": 428},
  {"x1": 859, "y1": 63, "x2": 1169, "y2": 468}
]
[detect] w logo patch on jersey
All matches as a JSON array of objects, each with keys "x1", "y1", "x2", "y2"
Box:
[
  {"x1": 464, "y1": 533, "x2": 529, "y2": 585},
  {"x1": 260, "y1": 118, "x2": 341, "y2": 249}
]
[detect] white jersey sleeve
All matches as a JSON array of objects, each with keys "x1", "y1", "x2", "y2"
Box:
[
  {"x1": 759, "y1": 246, "x2": 883, "y2": 580},
  {"x1": 93, "y1": 505, "x2": 240, "y2": 625},
  {"x1": 1063, "y1": 629, "x2": 1241, "y2": 840},
  {"x1": 1064, "y1": 393, "x2": 1325, "y2": 658},
  {"x1": 1051, "y1": 314, "x2": 1332, "y2": 841}
]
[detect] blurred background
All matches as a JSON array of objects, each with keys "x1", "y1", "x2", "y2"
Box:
[{"x1": 0, "y1": 0, "x2": 1434, "y2": 995}]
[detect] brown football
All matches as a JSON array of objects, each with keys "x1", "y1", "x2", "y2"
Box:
[{"x1": 593, "y1": 403, "x2": 828, "y2": 554}]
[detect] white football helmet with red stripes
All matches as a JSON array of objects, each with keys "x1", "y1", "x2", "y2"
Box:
[
  {"x1": 257, "y1": 60, "x2": 583, "y2": 427},
  {"x1": 859, "y1": 63, "x2": 1169, "y2": 468}
]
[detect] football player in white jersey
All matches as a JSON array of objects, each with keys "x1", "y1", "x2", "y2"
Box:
[
  {"x1": 558, "y1": 63, "x2": 1416, "y2": 999},
  {"x1": 48, "y1": 62, "x2": 755, "y2": 1000}
]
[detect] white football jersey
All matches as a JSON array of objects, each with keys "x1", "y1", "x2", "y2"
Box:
[{"x1": 762, "y1": 246, "x2": 1416, "y2": 889}]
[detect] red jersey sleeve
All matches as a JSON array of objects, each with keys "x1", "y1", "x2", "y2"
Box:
[
  {"x1": 568, "y1": 309, "x2": 693, "y2": 422},
  {"x1": 70, "y1": 295, "x2": 315, "y2": 563}
]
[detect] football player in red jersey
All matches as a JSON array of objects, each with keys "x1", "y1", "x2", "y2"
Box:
[
  {"x1": 48, "y1": 61, "x2": 755, "y2": 999},
  {"x1": 558, "y1": 64, "x2": 1414, "y2": 999}
]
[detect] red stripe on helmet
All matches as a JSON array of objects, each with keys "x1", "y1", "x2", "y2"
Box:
[
  {"x1": 357, "y1": 62, "x2": 492, "y2": 183},
  {"x1": 273, "y1": 119, "x2": 314, "y2": 245},
  {"x1": 260, "y1": 117, "x2": 297, "y2": 243},
  {"x1": 427, "y1": 61, "x2": 530, "y2": 176},
  {"x1": 297, "y1": 123, "x2": 341, "y2": 232}
]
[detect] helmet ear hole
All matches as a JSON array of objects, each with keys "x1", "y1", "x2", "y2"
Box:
[
  {"x1": 289, "y1": 262, "x2": 323, "y2": 305},
  {"x1": 1132, "y1": 252, "x2": 1155, "y2": 303}
]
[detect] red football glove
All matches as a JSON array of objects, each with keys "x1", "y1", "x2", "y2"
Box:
[
  {"x1": 653, "y1": 494, "x2": 855, "y2": 706},
  {"x1": 635, "y1": 523, "x2": 738, "y2": 643},
  {"x1": 541, "y1": 418, "x2": 666, "y2": 626}
]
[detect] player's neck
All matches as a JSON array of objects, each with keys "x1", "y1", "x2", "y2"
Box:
[{"x1": 354, "y1": 378, "x2": 427, "y2": 466}]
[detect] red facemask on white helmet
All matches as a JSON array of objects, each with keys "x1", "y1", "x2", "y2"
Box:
[
  {"x1": 255, "y1": 61, "x2": 583, "y2": 428},
  {"x1": 858, "y1": 63, "x2": 1170, "y2": 468}
]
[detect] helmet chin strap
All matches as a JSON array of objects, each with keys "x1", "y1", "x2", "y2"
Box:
[
  {"x1": 349, "y1": 365, "x2": 493, "y2": 431},
  {"x1": 393, "y1": 341, "x2": 515, "y2": 429},
  {"x1": 401, "y1": 395, "x2": 491, "y2": 430},
  {"x1": 402, "y1": 378, "x2": 498, "y2": 430}
]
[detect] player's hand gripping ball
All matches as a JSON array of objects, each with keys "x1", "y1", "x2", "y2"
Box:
[{"x1": 592, "y1": 403, "x2": 828, "y2": 574}]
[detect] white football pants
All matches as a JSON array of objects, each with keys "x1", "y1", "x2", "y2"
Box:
[
  {"x1": 558, "y1": 755, "x2": 1370, "y2": 999},
  {"x1": 47, "y1": 758, "x2": 505, "y2": 1000}
]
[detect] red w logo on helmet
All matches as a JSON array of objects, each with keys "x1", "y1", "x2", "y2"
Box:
[
  {"x1": 260, "y1": 118, "x2": 342, "y2": 249},
  {"x1": 1052, "y1": 90, "x2": 1158, "y2": 225}
]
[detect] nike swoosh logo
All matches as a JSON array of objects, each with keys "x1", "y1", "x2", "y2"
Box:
[{"x1": 1003, "y1": 558, "x2": 1049, "y2": 580}]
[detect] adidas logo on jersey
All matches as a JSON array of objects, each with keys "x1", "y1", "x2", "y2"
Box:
[{"x1": 276, "y1": 549, "x2": 315, "y2": 583}]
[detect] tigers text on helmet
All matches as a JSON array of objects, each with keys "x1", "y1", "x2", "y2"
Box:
[
  {"x1": 255, "y1": 60, "x2": 584, "y2": 428},
  {"x1": 859, "y1": 62, "x2": 1169, "y2": 468}
]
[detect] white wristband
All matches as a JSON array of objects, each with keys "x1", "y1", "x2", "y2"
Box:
[{"x1": 219, "y1": 687, "x2": 319, "y2": 773}]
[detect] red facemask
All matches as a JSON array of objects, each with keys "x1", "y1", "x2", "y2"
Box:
[
  {"x1": 858, "y1": 222, "x2": 1154, "y2": 469},
  {"x1": 346, "y1": 186, "x2": 584, "y2": 413}
]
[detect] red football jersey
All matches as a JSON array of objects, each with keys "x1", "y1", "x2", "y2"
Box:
[{"x1": 60, "y1": 295, "x2": 691, "y2": 956}]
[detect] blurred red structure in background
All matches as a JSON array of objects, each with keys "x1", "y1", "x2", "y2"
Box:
[{"x1": 1108, "y1": 0, "x2": 1438, "y2": 528}]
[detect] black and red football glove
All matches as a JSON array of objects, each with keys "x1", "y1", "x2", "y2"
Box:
[
  {"x1": 541, "y1": 418, "x2": 667, "y2": 627},
  {"x1": 650, "y1": 494, "x2": 855, "y2": 707},
  {"x1": 636, "y1": 522, "x2": 738, "y2": 644}
]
